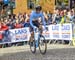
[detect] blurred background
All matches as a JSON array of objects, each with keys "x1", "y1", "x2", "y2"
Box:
[{"x1": 0, "y1": 0, "x2": 74, "y2": 17}]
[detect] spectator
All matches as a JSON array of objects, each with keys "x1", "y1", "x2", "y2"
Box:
[
  {"x1": 0, "y1": 21, "x2": 3, "y2": 42},
  {"x1": 45, "y1": 12, "x2": 52, "y2": 25},
  {"x1": 23, "y1": 12, "x2": 26, "y2": 19},
  {"x1": 24, "y1": 15, "x2": 30, "y2": 27},
  {"x1": 14, "y1": 19, "x2": 22, "y2": 29},
  {"x1": 60, "y1": 10, "x2": 70, "y2": 24},
  {"x1": 52, "y1": 8, "x2": 61, "y2": 24},
  {"x1": 1, "y1": 22, "x2": 9, "y2": 31},
  {"x1": 68, "y1": 10, "x2": 75, "y2": 23},
  {"x1": 7, "y1": 19, "x2": 15, "y2": 29}
]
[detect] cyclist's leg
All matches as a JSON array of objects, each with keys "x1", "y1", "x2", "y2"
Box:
[
  {"x1": 39, "y1": 24, "x2": 43, "y2": 34},
  {"x1": 30, "y1": 20, "x2": 39, "y2": 39},
  {"x1": 29, "y1": 20, "x2": 40, "y2": 42},
  {"x1": 29, "y1": 26, "x2": 34, "y2": 42},
  {"x1": 32, "y1": 21, "x2": 43, "y2": 35}
]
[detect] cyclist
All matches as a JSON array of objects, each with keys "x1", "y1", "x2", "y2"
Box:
[{"x1": 29, "y1": 5, "x2": 46, "y2": 43}]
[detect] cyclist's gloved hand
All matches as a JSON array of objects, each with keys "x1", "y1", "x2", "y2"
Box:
[
  {"x1": 33, "y1": 26, "x2": 37, "y2": 30},
  {"x1": 44, "y1": 27, "x2": 48, "y2": 31}
]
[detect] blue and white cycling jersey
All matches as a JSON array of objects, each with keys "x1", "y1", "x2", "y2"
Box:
[{"x1": 30, "y1": 11, "x2": 46, "y2": 29}]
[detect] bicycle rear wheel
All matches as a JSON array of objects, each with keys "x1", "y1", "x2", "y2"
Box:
[
  {"x1": 39, "y1": 35, "x2": 47, "y2": 54},
  {"x1": 29, "y1": 37, "x2": 36, "y2": 53}
]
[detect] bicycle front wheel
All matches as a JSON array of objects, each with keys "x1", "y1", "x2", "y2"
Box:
[{"x1": 39, "y1": 35, "x2": 47, "y2": 54}]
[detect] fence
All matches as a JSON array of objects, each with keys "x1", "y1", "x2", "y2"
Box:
[{"x1": 0, "y1": 23, "x2": 74, "y2": 45}]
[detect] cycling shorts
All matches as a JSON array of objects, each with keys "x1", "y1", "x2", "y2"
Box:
[{"x1": 30, "y1": 20, "x2": 40, "y2": 32}]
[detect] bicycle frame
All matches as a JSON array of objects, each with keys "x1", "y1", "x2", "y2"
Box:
[{"x1": 34, "y1": 28, "x2": 40, "y2": 48}]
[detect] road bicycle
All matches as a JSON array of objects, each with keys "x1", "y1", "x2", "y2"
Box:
[{"x1": 29, "y1": 27, "x2": 47, "y2": 54}]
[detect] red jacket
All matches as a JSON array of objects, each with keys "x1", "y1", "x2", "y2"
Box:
[
  {"x1": 1, "y1": 25, "x2": 9, "y2": 31},
  {"x1": 14, "y1": 23, "x2": 22, "y2": 29},
  {"x1": 0, "y1": 31, "x2": 3, "y2": 40},
  {"x1": 0, "y1": 25, "x2": 3, "y2": 40},
  {"x1": 0, "y1": 25, "x2": 9, "y2": 40}
]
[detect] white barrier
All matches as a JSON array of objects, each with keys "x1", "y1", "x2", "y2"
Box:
[
  {"x1": 0, "y1": 23, "x2": 73, "y2": 44},
  {"x1": 9, "y1": 27, "x2": 30, "y2": 42},
  {"x1": 49, "y1": 23, "x2": 72, "y2": 40}
]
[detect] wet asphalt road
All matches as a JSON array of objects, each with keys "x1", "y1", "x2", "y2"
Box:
[{"x1": 0, "y1": 44, "x2": 75, "y2": 60}]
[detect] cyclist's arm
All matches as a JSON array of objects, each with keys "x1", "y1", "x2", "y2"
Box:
[
  {"x1": 41, "y1": 13, "x2": 46, "y2": 26},
  {"x1": 30, "y1": 12, "x2": 35, "y2": 28}
]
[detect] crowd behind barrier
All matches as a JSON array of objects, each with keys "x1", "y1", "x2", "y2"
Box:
[{"x1": 0, "y1": 8, "x2": 75, "y2": 48}]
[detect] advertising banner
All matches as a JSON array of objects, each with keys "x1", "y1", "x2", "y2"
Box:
[
  {"x1": 0, "y1": 23, "x2": 73, "y2": 44},
  {"x1": 61, "y1": 23, "x2": 72, "y2": 40},
  {"x1": 49, "y1": 23, "x2": 72, "y2": 40},
  {"x1": 72, "y1": 24, "x2": 75, "y2": 45},
  {"x1": 9, "y1": 27, "x2": 30, "y2": 42},
  {"x1": 50, "y1": 24, "x2": 61, "y2": 39},
  {"x1": 42, "y1": 25, "x2": 51, "y2": 40}
]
